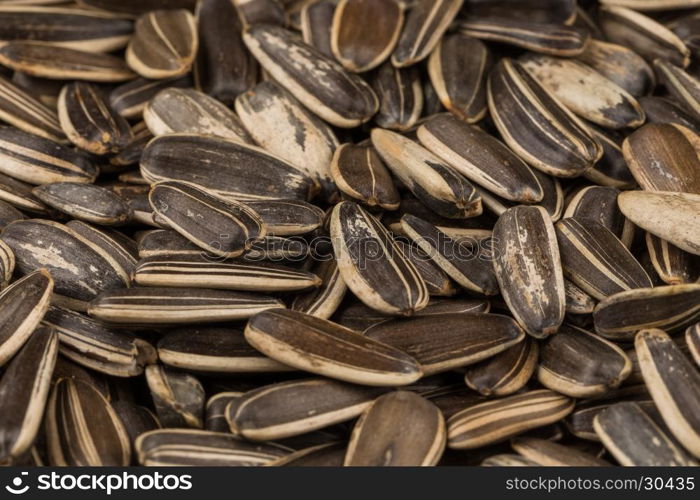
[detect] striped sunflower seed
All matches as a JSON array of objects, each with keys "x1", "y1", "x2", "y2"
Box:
[
  {"x1": 538, "y1": 324, "x2": 632, "y2": 398},
  {"x1": 0, "y1": 325, "x2": 57, "y2": 465},
  {"x1": 600, "y1": 0, "x2": 700, "y2": 9},
  {"x1": 330, "y1": 0, "x2": 403, "y2": 73},
  {"x1": 563, "y1": 186, "x2": 634, "y2": 246},
  {"x1": 641, "y1": 95, "x2": 700, "y2": 133},
  {"x1": 112, "y1": 401, "x2": 160, "y2": 450},
  {"x1": 148, "y1": 181, "x2": 266, "y2": 258},
  {"x1": 447, "y1": 389, "x2": 574, "y2": 450},
  {"x1": 370, "y1": 62, "x2": 423, "y2": 132},
  {"x1": 492, "y1": 205, "x2": 566, "y2": 338},
  {"x1": 0, "y1": 172, "x2": 48, "y2": 213},
  {"x1": 227, "y1": 378, "x2": 384, "y2": 441},
  {"x1": 593, "y1": 284, "x2": 700, "y2": 340},
  {"x1": 654, "y1": 59, "x2": 700, "y2": 121},
  {"x1": 206, "y1": 392, "x2": 242, "y2": 432},
  {"x1": 88, "y1": 287, "x2": 284, "y2": 325},
  {"x1": 140, "y1": 229, "x2": 196, "y2": 260},
  {"x1": 75, "y1": 0, "x2": 198, "y2": 15},
  {"x1": 0, "y1": 238, "x2": 14, "y2": 288},
  {"x1": 300, "y1": 0, "x2": 335, "y2": 58},
  {"x1": 58, "y1": 82, "x2": 133, "y2": 156},
  {"x1": 582, "y1": 126, "x2": 637, "y2": 190},
  {"x1": 511, "y1": 437, "x2": 611, "y2": 467},
  {"x1": 0, "y1": 200, "x2": 24, "y2": 230},
  {"x1": 45, "y1": 378, "x2": 130, "y2": 466},
  {"x1": 126, "y1": 9, "x2": 197, "y2": 79},
  {"x1": 488, "y1": 58, "x2": 602, "y2": 178},
  {"x1": 565, "y1": 280, "x2": 596, "y2": 315},
  {"x1": 461, "y1": 0, "x2": 577, "y2": 25},
  {"x1": 331, "y1": 201, "x2": 429, "y2": 315},
  {"x1": 66, "y1": 220, "x2": 138, "y2": 279},
  {"x1": 481, "y1": 454, "x2": 539, "y2": 467},
  {"x1": 291, "y1": 258, "x2": 347, "y2": 319},
  {"x1": 269, "y1": 442, "x2": 346, "y2": 467},
  {"x1": 394, "y1": 239, "x2": 456, "y2": 297},
  {"x1": 233, "y1": 0, "x2": 286, "y2": 27},
  {"x1": 646, "y1": 232, "x2": 699, "y2": 285},
  {"x1": 110, "y1": 123, "x2": 153, "y2": 167},
  {"x1": 242, "y1": 24, "x2": 378, "y2": 128},
  {"x1": 0, "y1": 75, "x2": 64, "y2": 142},
  {"x1": 687, "y1": 323, "x2": 700, "y2": 367},
  {"x1": 364, "y1": 313, "x2": 524, "y2": 376},
  {"x1": 345, "y1": 391, "x2": 445, "y2": 466},
  {"x1": 33, "y1": 183, "x2": 133, "y2": 226},
  {"x1": 145, "y1": 364, "x2": 204, "y2": 428},
  {"x1": 245, "y1": 200, "x2": 324, "y2": 236},
  {"x1": 391, "y1": 0, "x2": 463, "y2": 68},
  {"x1": 109, "y1": 75, "x2": 191, "y2": 120},
  {"x1": 244, "y1": 308, "x2": 423, "y2": 386},
  {"x1": 464, "y1": 337, "x2": 538, "y2": 397}
]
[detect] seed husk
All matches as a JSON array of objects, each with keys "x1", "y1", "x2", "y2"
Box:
[
  {"x1": 0, "y1": 172, "x2": 48, "y2": 213},
  {"x1": 481, "y1": 454, "x2": 540, "y2": 467},
  {"x1": 464, "y1": 337, "x2": 539, "y2": 397},
  {"x1": 242, "y1": 24, "x2": 378, "y2": 128},
  {"x1": 640, "y1": 96, "x2": 700, "y2": 134},
  {"x1": 300, "y1": 0, "x2": 336, "y2": 58},
  {"x1": 563, "y1": 186, "x2": 634, "y2": 246},
  {"x1": 488, "y1": 58, "x2": 602, "y2": 178},
  {"x1": 109, "y1": 74, "x2": 191, "y2": 120},
  {"x1": 135, "y1": 429, "x2": 289, "y2": 466},
  {"x1": 538, "y1": 324, "x2": 632, "y2": 398},
  {"x1": 244, "y1": 308, "x2": 423, "y2": 386},
  {"x1": 370, "y1": 63, "x2": 423, "y2": 132},
  {"x1": 595, "y1": 401, "x2": 698, "y2": 466},
  {"x1": 646, "y1": 232, "x2": 699, "y2": 285},
  {"x1": 593, "y1": 284, "x2": 700, "y2": 340},
  {"x1": 511, "y1": 437, "x2": 611, "y2": 467},
  {"x1": 227, "y1": 378, "x2": 384, "y2": 441},
  {"x1": 492, "y1": 205, "x2": 565, "y2": 338},
  {"x1": 112, "y1": 401, "x2": 160, "y2": 450},
  {"x1": 34, "y1": 183, "x2": 133, "y2": 226},
  {"x1": 137, "y1": 229, "x2": 199, "y2": 258},
  {"x1": 0, "y1": 200, "x2": 24, "y2": 230},
  {"x1": 233, "y1": 0, "x2": 286, "y2": 27},
  {"x1": 206, "y1": 392, "x2": 242, "y2": 432},
  {"x1": 364, "y1": 313, "x2": 524, "y2": 376},
  {"x1": 331, "y1": 202, "x2": 428, "y2": 316},
  {"x1": 76, "y1": 0, "x2": 198, "y2": 15},
  {"x1": 58, "y1": 82, "x2": 132, "y2": 156},
  {"x1": 0, "y1": 238, "x2": 14, "y2": 288},
  {"x1": 145, "y1": 364, "x2": 204, "y2": 428},
  {"x1": 291, "y1": 258, "x2": 347, "y2": 319},
  {"x1": 66, "y1": 220, "x2": 138, "y2": 279},
  {"x1": 654, "y1": 59, "x2": 700, "y2": 122},
  {"x1": 447, "y1": 389, "x2": 574, "y2": 450},
  {"x1": 126, "y1": 9, "x2": 197, "y2": 79},
  {"x1": 345, "y1": 391, "x2": 445, "y2": 466},
  {"x1": 245, "y1": 200, "x2": 324, "y2": 236},
  {"x1": 157, "y1": 327, "x2": 291, "y2": 373},
  {"x1": 269, "y1": 442, "x2": 346, "y2": 467},
  {"x1": 461, "y1": 0, "x2": 577, "y2": 25},
  {"x1": 88, "y1": 287, "x2": 284, "y2": 325},
  {"x1": 391, "y1": 0, "x2": 464, "y2": 68},
  {"x1": 46, "y1": 378, "x2": 130, "y2": 466},
  {"x1": 686, "y1": 323, "x2": 700, "y2": 367},
  {"x1": 618, "y1": 190, "x2": 700, "y2": 256},
  {"x1": 565, "y1": 280, "x2": 596, "y2": 315},
  {"x1": 140, "y1": 134, "x2": 317, "y2": 202},
  {"x1": 0, "y1": 74, "x2": 65, "y2": 143},
  {"x1": 330, "y1": 0, "x2": 403, "y2": 73},
  {"x1": 394, "y1": 239, "x2": 456, "y2": 297}
]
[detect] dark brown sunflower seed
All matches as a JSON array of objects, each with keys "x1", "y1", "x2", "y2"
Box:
[
  {"x1": 244, "y1": 308, "x2": 423, "y2": 386},
  {"x1": 110, "y1": 122, "x2": 153, "y2": 167},
  {"x1": 492, "y1": 205, "x2": 565, "y2": 338},
  {"x1": 394, "y1": 239, "x2": 456, "y2": 297},
  {"x1": 447, "y1": 389, "x2": 574, "y2": 450},
  {"x1": 464, "y1": 337, "x2": 539, "y2": 397},
  {"x1": 227, "y1": 378, "x2": 384, "y2": 441},
  {"x1": 58, "y1": 82, "x2": 132, "y2": 156},
  {"x1": 462, "y1": 0, "x2": 577, "y2": 25},
  {"x1": 0, "y1": 172, "x2": 48, "y2": 213},
  {"x1": 112, "y1": 401, "x2": 160, "y2": 450},
  {"x1": 66, "y1": 221, "x2": 138, "y2": 278},
  {"x1": 46, "y1": 378, "x2": 130, "y2": 466},
  {"x1": 370, "y1": 62, "x2": 423, "y2": 132},
  {"x1": 109, "y1": 75, "x2": 191, "y2": 120},
  {"x1": 687, "y1": 323, "x2": 700, "y2": 368},
  {"x1": 126, "y1": 9, "x2": 197, "y2": 79},
  {"x1": 594, "y1": 284, "x2": 700, "y2": 340},
  {"x1": 640, "y1": 96, "x2": 700, "y2": 134},
  {"x1": 511, "y1": 437, "x2": 611, "y2": 467},
  {"x1": 392, "y1": 0, "x2": 463, "y2": 68},
  {"x1": 291, "y1": 258, "x2": 347, "y2": 319},
  {"x1": 233, "y1": 0, "x2": 286, "y2": 27},
  {"x1": 244, "y1": 200, "x2": 324, "y2": 236},
  {"x1": 243, "y1": 25, "x2": 378, "y2": 128},
  {"x1": 646, "y1": 232, "x2": 699, "y2": 285},
  {"x1": 488, "y1": 58, "x2": 602, "y2": 178},
  {"x1": 331, "y1": 201, "x2": 428, "y2": 315},
  {"x1": 11, "y1": 70, "x2": 63, "y2": 110},
  {"x1": 0, "y1": 200, "x2": 24, "y2": 230},
  {"x1": 654, "y1": 59, "x2": 700, "y2": 122},
  {"x1": 269, "y1": 442, "x2": 346, "y2": 467},
  {"x1": 0, "y1": 238, "x2": 14, "y2": 288},
  {"x1": 565, "y1": 280, "x2": 596, "y2": 315},
  {"x1": 140, "y1": 134, "x2": 316, "y2": 202},
  {"x1": 145, "y1": 364, "x2": 204, "y2": 428},
  {"x1": 206, "y1": 392, "x2": 242, "y2": 432},
  {"x1": 564, "y1": 186, "x2": 634, "y2": 246},
  {"x1": 76, "y1": 0, "x2": 197, "y2": 15},
  {"x1": 33, "y1": 183, "x2": 133, "y2": 226},
  {"x1": 0, "y1": 75, "x2": 64, "y2": 142},
  {"x1": 300, "y1": 0, "x2": 336, "y2": 58}
]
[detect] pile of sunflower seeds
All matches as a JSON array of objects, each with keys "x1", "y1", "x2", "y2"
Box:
[{"x1": 0, "y1": 0, "x2": 698, "y2": 468}]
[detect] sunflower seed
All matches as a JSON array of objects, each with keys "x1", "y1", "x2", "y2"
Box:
[
  {"x1": 109, "y1": 75, "x2": 191, "y2": 120},
  {"x1": 0, "y1": 75, "x2": 64, "y2": 142},
  {"x1": 481, "y1": 454, "x2": 539, "y2": 467},
  {"x1": 687, "y1": 323, "x2": 700, "y2": 367},
  {"x1": 233, "y1": 0, "x2": 285, "y2": 26},
  {"x1": 244, "y1": 308, "x2": 423, "y2": 386},
  {"x1": 394, "y1": 239, "x2": 456, "y2": 297},
  {"x1": 76, "y1": 0, "x2": 198, "y2": 15},
  {"x1": 640, "y1": 96, "x2": 700, "y2": 134},
  {"x1": 0, "y1": 200, "x2": 24, "y2": 230},
  {"x1": 112, "y1": 401, "x2": 160, "y2": 450},
  {"x1": 488, "y1": 58, "x2": 602, "y2": 178},
  {"x1": 46, "y1": 378, "x2": 130, "y2": 466},
  {"x1": 291, "y1": 258, "x2": 347, "y2": 319},
  {"x1": 145, "y1": 364, "x2": 204, "y2": 428},
  {"x1": 243, "y1": 24, "x2": 378, "y2": 128},
  {"x1": 654, "y1": 59, "x2": 700, "y2": 122},
  {"x1": 464, "y1": 337, "x2": 539, "y2": 397},
  {"x1": 206, "y1": 392, "x2": 242, "y2": 432},
  {"x1": 300, "y1": 0, "x2": 336, "y2": 58},
  {"x1": 646, "y1": 232, "x2": 699, "y2": 285},
  {"x1": 0, "y1": 172, "x2": 48, "y2": 213},
  {"x1": 370, "y1": 62, "x2": 423, "y2": 132},
  {"x1": 563, "y1": 186, "x2": 634, "y2": 246},
  {"x1": 33, "y1": 183, "x2": 133, "y2": 226},
  {"x1": 565, "y1": 280, "x2": 596, "y2": 315},
  {"x1": 447, "y1": 390, "x2": 574, "y2": 450},
  {"x1": 601, "y1": 0, "x2": 700, "y2": 9},
  {"x1": 269, "y1": 442, "x2": 346, "y2": 467},
  {"x1": 244, "y1": 200, "x2": 324, "y2": 236},
  {"x1": 126, "y1": 9, "x2": 197, "y2": 79},
  {"x1": 66, "y1": 220, "x2": 138, "y2": 277},
  {"x1": 462, "y1": 0, "x2": 577, "y2": 25},
  {"x1": 0, "y1": 238, "x2": 14, "y2": 288},
  {"x1": 511, "y1": 437, "x2": 611, "y2": 467}
]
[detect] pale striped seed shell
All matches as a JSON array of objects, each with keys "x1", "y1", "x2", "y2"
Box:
[
  {"x1": 636, "y1": 328, "x2": 700, "y2": 458},
  {"x1": 594, "y1": 284, "x2": 700, "y2": 340},
  {"x1": 157, "y1": 327, "x2": 292, "y2": 373},
  {"x1": 464, "y1": 337, "x2": 538, "y2": 397},
  {"x1": 46, "y1": 378, "x2": 130, "y2": 466},
  {"x1": 242, "y1": 24, "x2": 378, "y2": 128},
  {"x1": 0, "y1": 74, "x2": 64, "y2": 142},
  {"x1": 0, "y1": 239, "x2": 14, "y2": 288},
  {"x1": 148, "y1": 181, "x2": 266, "y2": 258},
  {"x1": 565, "y1": 279, "x2": 596, "y2": 315},
  {"x1": 269, "y1": 442, "x2": 346, "y2": 467},
  {"x1": 227, "y1": 378, "x2": 384, "y2": 441},
  {"x1": 370, "y1": 62, "x2": 423, "y2": 132},
  {"x1": 12, "y1": 71, "x2": 63, "y2": 110},
  {"x1": 291, "y1": 258, "x2": 347, "y2": 319},
  {"x1": 481, "y1": 454, "x2": 539, "y2": 467},
  {"x1": 206, "y1": 392, "x2": 242, "y2": 432},
  {"x1": 364, "y1": 313, "x2": 524, "y2": 376},
  {"x1": 135, "y1": 429, "x2": 288, "y2": 466},
  {"x1": 145, "y1": 364, "x2": 204, "y2": 428},
  {"x1": 687, "y1": 323, "x2": 700, "y2": 367},
  {"x1": 66, "y1": 220, "x2": 139, "y2": 279},
  {"x1": 447, "y1": 390, "x2": 574, "y2": 450},
  {"x1": 245, "y1": 200, "x2": 324, "y2": 236},
  {"x1": 140, "y1": 134, "x2": 317, "y2": 202},
  {"x1": 640, "y1": 96, "x2": 700, "y2": 134},
  {"x1": 109, "y1": 75, "x2": 191, "y2": 120},
  {"x1": 511, "y1": 437, "x2": 611, "y2": 467},
  {"x1": 492, "y1": 205, "x2": 565, "y2": 338},
  {"x1": 344, "y1": 391, "x2": 445, "y2": 466},
  {"x1": 417, "y1": 113, "x2": 543, "y2": 203},
  {"x1": 488, "y1": 58, "x2": 602, "y2": 178},
  {"x1": 618, "y1": 190, "x2": 700, "y2": 256},
  {"x1": 538, "y1": 324, "x2": 632, "y2": 398},
  {"x1": 0, "y1": 172, "x2": 48, "y2": 212},
  {"x1": 330, "y1": 0, "x2": 403, "y2": 73},
  {"x1": 601, "y1": 0, "x2": 700, "y2": 9},
  {"x1": 391, "y1": 0, "x2": 463, "y2": 68},
  {"x1": 428, "y1": 33, "x2": 490, "y2": 123},
  {"x1": 330, "y1": 142, "x2": 399, "y2": 210},
  {"x1": 244, "y1": 308, "x2": 423, "y2": 386},
  {"x1": 461, "y1": 0, "x2": 577, "y2": 25},
  {"x1": 88, "y1": 287, "x2": 284, "y2": 325},
  {"x1": 563, "y1": 186, "x2": 634, "y2": 246},
  {"x1": 0, "y1": 325, "x2": 57, "y2": 465},
  {"x1": 372, "y1": 128, "x2": 481, "y2": 219},
  {"x1": 400, "y1": 214, "x2": 498, "y2": 296},
  {"x1": 58, "y1": 82, "x2": 132, "y2": 156},
  {"x1": 654, "y1": 59, "x2": 700, "y2": 122},
  {"x1": 33, "y1": 183, "x2": 133, "y2": 226},
  {"x1": 300, "y1": 0, "x2": 335, "y2": 58},
  {"x1": 330, "y1": 201, "x2": 429, "y2": 315},
  {"x1": 51, "y1": 356, "x2": 110, "y2": 400},
  {"x1": 394, "y1": 239, "x2": 455, "y2": 297},
  {"x1": 134, "y1": 254, "x2": 320, "y2": 292},
  {"x1": 126, "y1": 9, "x2": 198, "y2": 79},
  {"x1": 646, "y1": 232, "x2": 699, "y2": 285}
]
